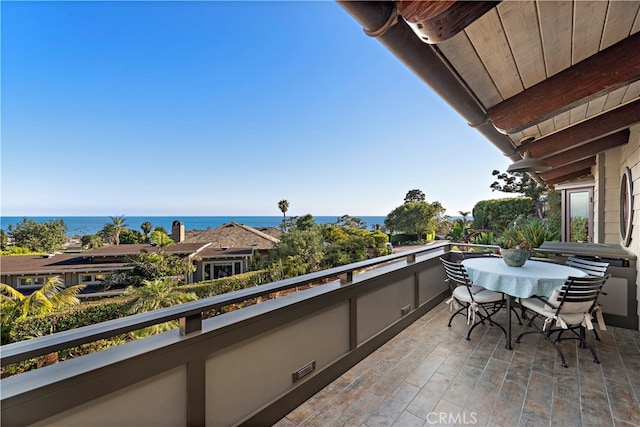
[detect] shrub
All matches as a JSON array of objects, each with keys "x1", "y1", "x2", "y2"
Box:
[{"x1": 472, "y1": 198, "x2": 536, "y2": 233}]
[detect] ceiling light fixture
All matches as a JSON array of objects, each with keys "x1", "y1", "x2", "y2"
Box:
[
  {"x1": 507, "y1": 136, "x2": 551, "y2": 173},
  {"x1": 507, "y1": 151, "x2": 551, "y2": 173}
]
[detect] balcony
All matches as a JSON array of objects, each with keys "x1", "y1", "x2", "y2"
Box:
[
  {"x1": 2, "y1": 242, "x2": 639, "y2": 426},
  {"x1": 278, "y1": 299, "x2": 640, "y2": 426}
]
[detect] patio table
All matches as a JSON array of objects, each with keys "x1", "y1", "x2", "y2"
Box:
[{"x1": 461, "y1": 257, "x2": 587, "y2": 349}]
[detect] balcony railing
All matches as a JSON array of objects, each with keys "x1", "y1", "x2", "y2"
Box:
[{"x1": 2, "y1": 242, "x2": 457, "y2": 426}]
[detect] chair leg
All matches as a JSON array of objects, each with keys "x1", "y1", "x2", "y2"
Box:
[
  {"x1": 447, "y1": 303, "x2": 468, "y2": 327},
  {"x1": 466, "y1": 302, "x2": 507, "y2": 341}
]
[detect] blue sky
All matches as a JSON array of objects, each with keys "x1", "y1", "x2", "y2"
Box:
[{"x1": 1, "y1": 1, "x2": 513, "y2": 217}]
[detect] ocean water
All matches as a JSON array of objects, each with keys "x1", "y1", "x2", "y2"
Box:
[{"x1": 0, "y1": 216, "x2": 388, "y2": 237}]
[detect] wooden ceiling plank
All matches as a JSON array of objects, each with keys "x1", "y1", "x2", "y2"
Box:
[
  {"x1": 573, "y1": 1, "x2": 608, "y2": 64},
  {"x1": 487, "y1": 32, "x2": 640, "y2": 133},
  {"x1": 544, "y1": 130, "x2": 630, "y2": 167},
  {"x1": 546, "y1": 168, "x2": 593, "y2": 186},
  {"x1": 622, "y1": 80, "x2": 640, "y2": 103},
  {"x1": 498, "y1": 0, "x2": 546, "y2": 89},
  {"x1": 601, "y1": 0, "x2": 640, "y2": 49},
  {"x1": 465, "y1": 9, "x2": 523, "y2": 100},
  {"x1": 553, "y1": 109, "x2": 571, "y2": 131},
  {"x1": 586, "y1": 94, "x2": 609, "y2": 118},
  {"x1": 540, "y1": 157, "x2": 596, "y2": 181},
  {"x1": 397, "y1": 1, "x2": 500, "y2": 44},
  {"x1": 518, "y1": 98, "x2": 640, "y2": 158},
  {"x1": 439, "y1": 33, "x2": 503, "y2": 107},
  {"x1": 603, "y1": 85, "x2": 631, "y2": 111},
  {"x1": 536, "y1": 117, "x2": 556, "y2": 137},
  {"x1": 569, "y1": 103, "x2": 589, "y2": 124},
  {"x1": 538, "y1": 0, "x2": 573, "y2": 77}
]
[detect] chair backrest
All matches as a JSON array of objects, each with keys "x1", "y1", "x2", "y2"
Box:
[
  {"x1": 548, "y1": 274, "x2": 610, "y2": 315},
  {"x1": 440, "y1": 257, "x2": 472, "y2": 289},
  {"x1": 565, "y1": 256, "x2": 609, "y2": 277},
  {"x1": 460, "y1": 251, "x2": 497, "y2": 260}
]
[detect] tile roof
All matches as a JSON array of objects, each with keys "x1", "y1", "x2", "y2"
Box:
[
  {"x1": 0, "y1": 254, "x2": 131, "y2": 274},
  {"x1": 183, "y1": 222, "x2": 280, "y2": 250}
]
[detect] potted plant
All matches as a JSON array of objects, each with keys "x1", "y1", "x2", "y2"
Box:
[{"x1": 498, "y1": 228, "x2": 531, "y2": 267}]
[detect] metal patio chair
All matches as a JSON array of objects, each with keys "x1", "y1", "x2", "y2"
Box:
[
  {"x1": 516, "y1": 274, "x2": 610, "y2": 368},
  {"x1": 440, "y1": 257, "x2": 507, "y2": 341},
  {"x1": 566, "y1": 257, "x2": 610, "y2": 339}
]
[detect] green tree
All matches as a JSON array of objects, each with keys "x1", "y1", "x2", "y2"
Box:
[
  {"x1": 107, "y1": 215, "x2": 128, "y2": 245},
  {"x1": 125, "y1": 278, "x2": 197, "y2": 314},
  {"x1": 149, "y1": 230, "x2": 174, "y2": 247},
  {"x1": 404, "y1": 189, "x2": 426, "y2": 203},
  {"x1": 124, "y1": 278, "x2": 197, "y2": 335},
  {"x1": 6, "y1": 218, "x2": 67, "y2": 253},
  {"x1": 0, "y1": 229, "x2": 7, "y2": 250},
  {"x1": 278, "y1": 199, "x2": 290, "y2": 230},
  {"x1": 153, "y1": 226, "x2": 169, "y2": 235},
  {"x1": 490, "y1": 170, "x2": 546, "y2": 200},
  {"x1": 140, "y1": 221, "x2": 153, "y2": 240},
  {"x1": 384, "y1": 201, "x2": 444, "y2": 240},
  {"x1": 127, "y1": 249, "x2": 195, "y2": 285},
  {"x1": 321, "y1": 224, "x2": 388, "y2": 266},
  {"x1": 1, "y1": 277, "x2": 85, "y2": 344},
  {"x1": 335, "y1": 215, "x2": 367, "y2": 229},
  {"x1": 81, "y1": 234, "x2": 105, "y2": 250},
  {"x1": 269, "y1": 227, "x2": 325, "y2": 278},
  {"x1": 119, "y1": 229, "x2": 145, "y2": 244}
]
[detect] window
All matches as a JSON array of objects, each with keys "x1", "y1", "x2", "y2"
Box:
[
  {"x1": 558, "y1": 181, "x2": 594, "y2": 243},
  {"x1": 620, "y1": 167, "x2": 633, "y2": 247},
  {"x1": 80, "y1": 274, "x2": 106, "y2": 284},
  {"x1": 203, "y1": 261, "x2": 243, "y2": 280},
  {"x1": 18, "y1": 276, "x2": 49, "y2": 288}
]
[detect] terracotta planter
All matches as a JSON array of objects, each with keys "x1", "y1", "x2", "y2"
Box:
[{"x1": 500, "y1": 248, "x2": 530, "y2": 267}]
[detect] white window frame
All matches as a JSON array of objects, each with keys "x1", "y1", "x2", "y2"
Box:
[
  {"x1": 17, "y1": 276, "x2": 50, "y2": 288},
  {"x1": 203, "y1": 261, "x2": 244, "y2": 280},
  {"x1": 79, "y1": 273, "x2": 106, "y2": 285}
]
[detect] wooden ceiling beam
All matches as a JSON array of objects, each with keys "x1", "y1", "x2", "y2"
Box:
[
  {"x1": 488, "y1": 33, "x2": 640, "y2": 134},
  {"x1": 397, "y1": 1, "x2": 499, "y2": 44},
  {"x1": 545, "y1": 168, "x2": 594, "y2": 187},
  {"x1": 543, "y1": 130, "x2": 629, "y2": 168},
  {"x1": 540, "y1": 157, "x2": 596, "y2": 181},
  {"x1": 518, "y1": 99, "x2": 640, "y2": 158}
]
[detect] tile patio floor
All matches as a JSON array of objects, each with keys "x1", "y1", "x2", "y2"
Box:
[{"x1": 277, "y1": 301, "x2": 640, "y2": 427}]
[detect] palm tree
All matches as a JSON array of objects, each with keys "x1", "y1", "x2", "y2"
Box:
[
  {"x1": 140, "y1": 221, "x2": 153, "y2": 240},
  {"x1": 108, "y1": 215, "x2": 128, "y2": 245},
  {"x1": 459, "y1": 211, "x2": 471, "y2": 224},
  {"x1": 1, "y1": 277, "x2": 85, "y2": 344},
  {"x1": 124, "y1": 278, "x2": 197, "y2": 336},
  {"x1": 278, "y1": 199, "x2": 289, "y2": 230}
]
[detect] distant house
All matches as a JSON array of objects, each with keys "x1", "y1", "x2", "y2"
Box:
[{"x1": 1, "y1": 221, "x2": 281, "y2": 291}]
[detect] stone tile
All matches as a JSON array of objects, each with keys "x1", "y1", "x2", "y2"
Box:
[
  {"x1": 365, "y1": 381, "x2": 421, "y2": 426},
  {"x1": 283, "y1": 302, "x2": 640, "y2": 427},
  {"x1": 286, "y1": 376, "x2": 351, "y2": 425},
  {"x1": 406, "y1": 373, "x2": 452, "y2": 419},
  {"x1": 580, "y1": 388, "x2": 614, "y2": 427},
  {"x1": 550, "y1": 397, "x2": 581, "y2": 427},
  {"x1": 391, "y1": 410, "x2": 426, "y2": 427},
  {"x1": 605, "y1": 377, "x2": 640, "y2": 426},
  {"x1": 406, "y1": 344, "x2": 453, "y2": 387},
  {"x1": 553, "y1": 369, "x2": 580, "y2": 402},
  {"x1": 299, "y1": 404, "x2": 343, "y2": 427},
  {"x1": 487, "y1": 379, "x2": 526, "y2": 426},
  {"x1": 442, "y1": 365, "x2": 484, "y2": 407},
  {"x1": 521, "y1": 371, "x2": 553, "y2": 420}
]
